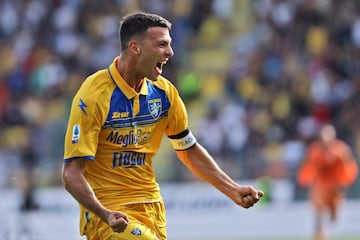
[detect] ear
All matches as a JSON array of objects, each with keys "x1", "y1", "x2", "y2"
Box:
[{"x1": 129, "y1": 41, "x2": 140, "y2": 55}]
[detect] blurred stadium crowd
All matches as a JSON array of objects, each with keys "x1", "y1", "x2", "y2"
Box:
[{"x1": 0, "y1": 0, "x2": 359, "y2": 198}]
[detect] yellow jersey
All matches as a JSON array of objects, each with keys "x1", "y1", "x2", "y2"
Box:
[{"x1": 63, "y1": 57, "x2": 196, "y2": 208}]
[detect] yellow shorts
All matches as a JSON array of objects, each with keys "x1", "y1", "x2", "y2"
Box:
[{"x1": 82, "y1": 201, "x2": 167, "y2": 240}]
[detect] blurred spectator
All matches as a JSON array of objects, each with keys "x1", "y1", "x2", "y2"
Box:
[
  {"x1": 19, "y1": 124, "x2": 40, "y2": 211},
  {"x1": 0, "y1": 0, "x2": 359, "y2": 203},
  {"x1": 297, "y1": 124, "x2": 358, "y2": 240}
]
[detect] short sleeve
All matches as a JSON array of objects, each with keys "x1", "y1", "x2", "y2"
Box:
[
  {"x1": 164, "y1": 85, "x2": 196, "y2": 150},
  {"x1": 63, "y1": 83, "x2": 104, "y2": 162}
]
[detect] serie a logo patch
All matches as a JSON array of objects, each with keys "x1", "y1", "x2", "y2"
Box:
[{"x1": 72, "y1": 124, "x2": 80, "y2": 144}]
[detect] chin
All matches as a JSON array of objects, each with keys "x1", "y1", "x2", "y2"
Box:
[{"x1": 148, "y1": 75, "x2": 160, "y2": 81}]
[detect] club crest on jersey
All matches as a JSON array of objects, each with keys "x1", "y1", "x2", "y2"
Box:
[
  {"x1": 148, "y1": 99, "x2": 161, "y2": 119},
  {"x1": 130, "y1": 227, "x2": 142, "y2": 236}
]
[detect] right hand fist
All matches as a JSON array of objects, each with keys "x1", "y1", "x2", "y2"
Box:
[{"x1": 107, "y1": 211, "x2": 129, "y2": 233}]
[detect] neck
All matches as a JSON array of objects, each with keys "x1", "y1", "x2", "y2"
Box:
[{"x1": 116, "y1": 55, "x2": 143, "y2": 92}]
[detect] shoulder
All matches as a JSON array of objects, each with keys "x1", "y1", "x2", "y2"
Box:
[
  {"x1": 77, "y1": 69, "x2": 115, "y2": 101},
  {"x1": 332, "y1": 139, "x2": 351, "y2": 152},
  {"x1": 149, "y1": 76, "x2": 178, "y2": 93},
  {"x1": 308, "y1": 141, "x2": 321, "y2": 150},
  {"x1": 147, "y1": 76, "x2": 182, "y2": 104}
]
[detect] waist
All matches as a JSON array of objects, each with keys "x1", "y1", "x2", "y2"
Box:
[{"x1": 93, "y1": 184, "x2": 161, "y2": 206}]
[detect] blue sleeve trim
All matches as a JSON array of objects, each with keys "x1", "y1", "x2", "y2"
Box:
[
  {"x1": 63, "y1": 156, "x2": 95, "y2": 163},
  {"x1": 85, "y1": 211, "x2": 90, "y2": 222}
]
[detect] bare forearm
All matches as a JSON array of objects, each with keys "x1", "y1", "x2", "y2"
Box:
[
  {"x1": 176, "y1": 143, "x2": 263, "y2": 208},
  {"x1": 62, "y1": 165, "x2": 110, "y2": 222},
  {"x1": 177, "y1": 143, "x2": 237, "y2": 196}
]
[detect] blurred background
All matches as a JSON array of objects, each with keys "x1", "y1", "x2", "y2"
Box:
[{"x1": 0, "y1": 0, "x2": 360, "y2": 239}]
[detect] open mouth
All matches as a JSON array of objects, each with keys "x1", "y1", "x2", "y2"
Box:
[{"x1": 155, "y1": 62, "x2": 163, "y2": 74}]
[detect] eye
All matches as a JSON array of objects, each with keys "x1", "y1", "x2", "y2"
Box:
[{"x1": 159, "y1": 40, "x2": 171, "y2": 48}]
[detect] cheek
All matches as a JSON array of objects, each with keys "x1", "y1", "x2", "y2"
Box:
[
  {"x1": 137, "y1": 56, "x2": 149, "y2": 68},
  {"x1": 140, "y1": 53, "x2": 153, "y2": 63}
]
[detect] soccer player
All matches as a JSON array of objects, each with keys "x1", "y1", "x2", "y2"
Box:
[
  {"x1": 297, "y1": 124, "x2": 358, "y2": 240},
  {"x1": 62, "y1": 12, "x2": 264, "y2": 240}
]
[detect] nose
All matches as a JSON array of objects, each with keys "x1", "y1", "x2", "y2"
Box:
[{"x1": 166, "y1": 45, "x2": 174, "y2": 58}]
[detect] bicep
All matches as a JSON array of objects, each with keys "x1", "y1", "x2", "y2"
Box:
[
  {"x1": 176, "y1": 143, "x2": 216, "y2": 171},
  {"x1": 62, "y1": 158, "x2": 88, "y2": 183},
  {"x1": 176, "y1": 143, "x2": 199, "y2": 165}
]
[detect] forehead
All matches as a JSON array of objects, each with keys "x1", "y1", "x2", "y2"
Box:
[{"x1": 145, "y1": 27, "x2": 172, "y2": 41}]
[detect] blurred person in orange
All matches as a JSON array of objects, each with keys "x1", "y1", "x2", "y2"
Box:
[
  {"x1": 62, "y1": 12, "x2": 264, "y2": 240},
  {"x1": 297, "y1": 123, "x2": 358, "y2": 240}
]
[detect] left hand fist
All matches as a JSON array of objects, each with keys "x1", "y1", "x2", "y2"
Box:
[{"x1": 235, "y1": 186, "x2": 264, "y2": 208}]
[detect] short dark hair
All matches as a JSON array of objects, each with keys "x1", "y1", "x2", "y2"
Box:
[{"x1": 119, "y1": 12, "x2": 172, "y2": 51}]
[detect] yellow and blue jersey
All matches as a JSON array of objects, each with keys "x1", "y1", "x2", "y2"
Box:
[{"x1": 64, "y1": 57, "x2": 196, "y2": 208}]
